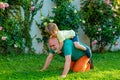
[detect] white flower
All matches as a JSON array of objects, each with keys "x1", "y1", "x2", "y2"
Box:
[
  {"x1": 54, "y1": 6, "x2": 57, "y2": 9},
  {"x1": 69, "y1": 0, "x2": 72, "y2": 2},
  {"x1": 49, "y1": 19, "x2": 54, "y2": 22},
  {"x1": 96, "y1": 32, "x2": 99, "y2": 34},
  {"x1": 113, "y1": 31, "x2": 115, "y2": 34},
  {"x1": 98, "y1": 28, "x2": 101, "y2": 31},
  {"x1": 1, "y1": 36, "x2": 7, "y2": 40},
  {"x1": 115, "y1": 5, "x2": 119, "y2": 9},
  {"x1": 43, "y1": 22, "x2": 48, "y2": 26},
  {"x1": 31, "y1": 1, "x2": 33, "y2": 5},
  {"x1": 4, "y1": 3, "x2": 9, "y2": 8},
  {"x1": 14, "y1": 44, "x2": 18, "y2": 48},
  {"x1": 74, "y1": 9, "x2": 77, "y2": 13},
  {"x1": 110, "y1": 26, "x2": 112, "y2": 28},
  {"x1": 82, "y1": 20, "x2": 85, "y2": 23},
  {"x1": 41, "y1": 16, "x2": 44, "y2": 20}
]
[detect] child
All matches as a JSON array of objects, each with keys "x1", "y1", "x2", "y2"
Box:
[{"x1": 45, "y1": 23, "x2": 92, "y2": 58}]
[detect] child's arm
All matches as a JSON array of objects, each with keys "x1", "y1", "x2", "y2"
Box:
[
  {"x1": 57, "y1": 41, "x2": 63, "y2": 54},
  {"x1": 59, "y1": 41, "x2": 63, "y2": 50}
]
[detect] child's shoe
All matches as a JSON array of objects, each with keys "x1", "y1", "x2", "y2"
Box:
[{"x1": 86, "y1": 47, "x2": 92, "y2": 58}]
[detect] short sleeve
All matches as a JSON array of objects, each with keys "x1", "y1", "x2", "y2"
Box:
[
  {"x1": 57, "y1": 31, "x2": 65, "y2": 42},
  {"x1": 62, "y1": 40, "x2": 73, "y2": 56},
  {"x1": 49, "y1": 48, "x2": 55, "y2": 54}
]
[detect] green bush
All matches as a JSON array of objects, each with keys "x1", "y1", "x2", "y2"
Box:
[
  {"x1": 79, "y1": 0, "x2": 120, "y2": 52},
  {"x1": 0, "y1": 0, "x2": 44, "y2": 54},
  {"x1": 51, "y1": 0, "x2": 81, "y2": 31},
  {"x1": 39, "y1": 0, "x2": 81, "y2": 44},
  {"x1": 39, "y1": 0, "x2": 120, "y2": 52}
]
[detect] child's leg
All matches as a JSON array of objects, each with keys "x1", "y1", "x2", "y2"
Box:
[
  {"x1": 74, "y1": 43, "x2": 92, "y2": 58},
  {"x1": 72, "y1": 34, "x2": 86, "y2": 51},
  {"x1": 73, "y1": 34, "x2": 92, "y2": 58},
  {"x1": 86, "y1": 46, "x2": 92, "y2": 58},
  {"x1": 73, "y1": 42, "x2": 86, "y2": 51}
]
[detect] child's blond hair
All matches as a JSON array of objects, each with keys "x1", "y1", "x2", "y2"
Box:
[{"x1": 45, "y1": 23, "x2": 59, "y2": 35}]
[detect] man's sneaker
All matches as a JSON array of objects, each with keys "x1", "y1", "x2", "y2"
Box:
[
  {"x1": 86, "y1": 46, "x2": 92, "y2": 58},
  {"x1": 88, "y1": 59, "x2": 94, "y2": 69}
]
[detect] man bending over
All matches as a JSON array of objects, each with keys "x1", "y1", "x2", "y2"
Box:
[{"x1": 41, "y1": 37, "x2": 93, "y2": 78}]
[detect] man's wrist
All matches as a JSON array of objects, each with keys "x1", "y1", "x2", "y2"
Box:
[
  {"x1": 60, "y1": 75, "x2": 66, "y2": 78},
  {"x1": 41, "y1": 68, "x2": 46, "y2": 71}
]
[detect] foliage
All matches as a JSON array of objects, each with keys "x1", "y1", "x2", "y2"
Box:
[
  {"x1": 51, "y1": 0, "x2": 81, "y2": 31},
  {"x1": 0, "y1": 52, "x2": 120, "y2": 80},
  {"x1": 0, "y1": 0, "x2": 44, "y2": 54},
  {"x1": 1, "y1": 0, "x2": 120, "y2": 54},
  {"x1": 39, "y1": 0, "x2": 81, "y2": 47},
  {"x1": 79, "y1": 0, "x2": 120, "y2": 52}
]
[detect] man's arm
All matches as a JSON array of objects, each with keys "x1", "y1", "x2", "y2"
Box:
[
  {"x1": 61, "y1": 55, "x2": 71, "y2": 78},
  {"x1": 41, "y1": 53, "x2": 54, "y2": 71}
]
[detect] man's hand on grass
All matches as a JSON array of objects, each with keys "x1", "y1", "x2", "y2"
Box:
[
  {"x1": 36, "y1": 68, "x2": 45, "y2": 72},
  {"x1": 60, "y1": 75, "x2": 66, "y2": 78},
  {"x1": 40, "y1": 68, "x2": 46, "y2": 71}
]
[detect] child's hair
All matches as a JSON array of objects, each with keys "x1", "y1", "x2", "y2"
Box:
[{"x1": 45, "y1": 23, "x2": 59, "y2": 35}]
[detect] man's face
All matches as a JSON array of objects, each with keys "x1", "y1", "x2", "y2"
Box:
[{"x1": 49, "y1": 37, "x2": 60, "y2": 52}]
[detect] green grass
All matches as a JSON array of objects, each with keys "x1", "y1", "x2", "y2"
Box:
[{"x1": 0, "y1": 52, "x2": 120, "y2": 80}]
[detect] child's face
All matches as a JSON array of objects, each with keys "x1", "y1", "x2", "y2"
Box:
[{"x1": 51, "y1": 31, "x2": 57, "y2": 37}]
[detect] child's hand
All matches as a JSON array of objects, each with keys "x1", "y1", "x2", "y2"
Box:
[
  {"x1": 50, "y1": 34, "x2": 57, "y2": 38},
  {"x1": 57, "y1": 50, "x2": 62, "y2": 54}
]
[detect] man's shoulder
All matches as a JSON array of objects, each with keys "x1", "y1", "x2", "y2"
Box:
[
  {"x1": 64, "y1": 39, "x2": 73, "y2": 45},
  {"x1": 62, "y1": 39, "x2": 73, "y2": 56},
  {"x1": 64, "y1": 39, "x2": 72, "y2": 42}
]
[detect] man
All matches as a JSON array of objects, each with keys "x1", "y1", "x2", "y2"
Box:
[{"x1": 41, "y1": 37, "x2": 93, "y2": 78}]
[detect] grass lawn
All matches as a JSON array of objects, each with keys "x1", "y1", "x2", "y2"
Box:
[{"x1": 0, "y1": 52, "x2": 120, "y2": 80}]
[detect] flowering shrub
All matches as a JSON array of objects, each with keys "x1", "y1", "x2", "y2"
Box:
[
  {"x1": 80, "y1": 0, "x2": 120, "y2": 52},
  {"x1": 0, "y1": 2, "x2": 9, "y2": 9},
  {"x1": 39, "y1": 0, "x2": 120, "y2": 52},
  {"x1": 0, "y1": 0, "x2": 43, "y2": 54},
  {"x1": 51, "y1": 0, "x2": 81, "y2": 31},
  {"x1": 0, "y1": 18, "x2": 24, "y2": 53},
  {"x1": 39, "y1": 0, "x2": 81, "y2": 44}
]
